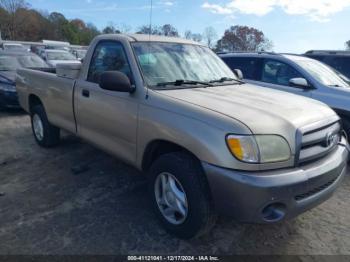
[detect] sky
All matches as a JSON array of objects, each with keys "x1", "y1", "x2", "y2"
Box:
[{"x1": 27, "y1": 0, "x2": 350, "y2": 53}]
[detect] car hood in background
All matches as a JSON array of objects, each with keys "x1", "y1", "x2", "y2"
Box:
[
  {"x1": 158, "y1": 83, "x2": 337, "y2": 135},
  {"x1": 0, "y1": 71, "x2": 16, "y2": 84},
  {"x1": 48, "y1": 60, "x2": 81, "y2": 67}
]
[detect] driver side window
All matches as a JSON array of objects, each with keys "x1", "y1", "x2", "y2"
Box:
[
  {"x1": 87, "y1": 41, "x2": 132, "y2": 84},
  {"x1": 262, "y1": 60, "x2": 302, "y2": 86}
]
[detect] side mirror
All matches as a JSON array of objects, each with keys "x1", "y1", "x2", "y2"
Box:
[
  {"x1": 234, "y1": 69, "x2": 243, "y2": 80},
  {"x1": 99, "y1": 71, "x2": 134, "y2": 92},
  {"x1": 289, "y1": 78, "x2": 310, "y2": 89}
]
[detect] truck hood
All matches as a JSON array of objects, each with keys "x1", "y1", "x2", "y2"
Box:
[{"x1": 158, "y1": 84, "x2": 336, "y2": 134}]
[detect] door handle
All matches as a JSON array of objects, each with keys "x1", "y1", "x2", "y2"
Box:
[{"x1": 82, "y1": 89, "x2": 90, "y2": 98}]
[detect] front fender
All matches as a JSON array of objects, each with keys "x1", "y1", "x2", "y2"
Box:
[{"x1": 136, "y1": 102, "x2": 259, "y2": 171}]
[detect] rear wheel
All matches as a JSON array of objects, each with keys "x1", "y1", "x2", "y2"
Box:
[
  {"x1": 148, "y1": 152, "x2": 217, "y2": 239},
  {"x1": 31, "y1": 105, "x2": 60, "y2": 147}
]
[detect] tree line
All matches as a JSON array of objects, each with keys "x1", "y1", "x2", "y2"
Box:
[
  {"x1": 0, "y1": 0, "x2": 99, "y2": 45},
  {"x1": 0, "y1": 0, "x2": 275, "y2": 51},
  {"x1": 6, "y1": 0, "x2": 348, "y2": 52},
  {"x1": 1, "y1": 0, "x2": 349, "y2": 51}
]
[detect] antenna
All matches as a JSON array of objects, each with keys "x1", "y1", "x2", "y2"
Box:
[
  {"x1": 149, "y1": 0, "x2": 153, "y2": 40},
  {"x1": 145, "y1": 0, "x2": 153, "y2": 99}
]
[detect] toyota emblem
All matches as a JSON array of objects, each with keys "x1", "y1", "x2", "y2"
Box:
[{"x1": 325, "y1": 132, "x2": 338, "y2": 148}]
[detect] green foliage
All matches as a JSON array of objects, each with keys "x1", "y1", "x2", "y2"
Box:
[
  {"x1": 0, "y1": 0, "x2": 100, "y2": 45},
  {"x1": 103, "y1": 26, "x2": 117, "y2": 34}
]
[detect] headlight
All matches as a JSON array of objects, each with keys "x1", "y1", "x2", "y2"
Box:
[
  {"x1": 226, "y1": 134, "x2": 291, "y2": 163},
  {"x1": 0, "y1": 82, "x2": 15, "y2": 92}
]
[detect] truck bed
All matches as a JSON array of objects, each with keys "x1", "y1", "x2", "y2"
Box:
[{"x1": 16, "y1": 67, "x2": 77, "y2": 133}]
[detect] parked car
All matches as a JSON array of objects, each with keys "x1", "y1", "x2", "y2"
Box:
[
  {"x1": 41, "y1": 50, "x2": 81, "y2": 68},
  {"x1": 0, "y1": 50, "x2": 49, "y2": 109},
  {"x1": 304, "y1": 50, "x2": 350, "y2": 80},
  {"x1": 219, "y1": 52, "x2": 350, "y2": 138},
  {"x1": 30, "y1": 45, "x2": 45, "y2": 56},
  {"x1": 1, "y1": 43, "x2": 28, "y2": 52},
  {"x1": 70, "y1": 49, "x2": 87, "y2": 61},
  {"x1": 16, "y1": 35, "x2": 348, "y2": 238},
  {"x1": 42, "y1": 40, "x2": 70, "y2": 51}
]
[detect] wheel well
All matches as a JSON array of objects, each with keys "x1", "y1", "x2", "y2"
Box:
[
  {"x1": 142, "y1": 140, "x2": 214, "y2": 201},
  {"x1": 142, "y1": 140, "x2": 196, "y2": 172},
  {"x1": 28, "y1": 94, "x2": 43, "y2": 113}
]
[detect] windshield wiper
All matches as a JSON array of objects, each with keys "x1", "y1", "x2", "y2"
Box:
[
  {"x1": 209, "y1": 77, "x2": 244, "y2": 84},
  {"x1": 157, "y1": 79, "x2": 212, "y2": 87}
]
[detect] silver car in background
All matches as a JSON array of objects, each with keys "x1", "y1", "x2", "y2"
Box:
[
  {"x1": 41, "y1": 49, "x2": 81, "y2": 68},
  {"x1": 70, "y1": 49, "x2": 87, "y2": 61},
  {"x1": 1, "y1": 43, "x2": 29, "y2": 52}
]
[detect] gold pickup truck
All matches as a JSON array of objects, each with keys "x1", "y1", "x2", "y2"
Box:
[{"x1": 16, "y1": 34, "x2": 348, "y2": 238}]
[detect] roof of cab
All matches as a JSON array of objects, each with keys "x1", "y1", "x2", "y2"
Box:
[{"x1": 95, "y1": 33, "x2": 204, "y2": 46}]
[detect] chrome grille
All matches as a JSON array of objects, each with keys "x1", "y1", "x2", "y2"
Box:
[{"x1": 298, "y1": 121, "x2": 341, "y2": 165}]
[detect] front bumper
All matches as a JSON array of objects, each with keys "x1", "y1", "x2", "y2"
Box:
[
  {"x1": 0, "y1": 90, "x2": 19, "y2": 108},
  {"x1": 202, "y1": 139, "x2": 348, "y2": 223}
]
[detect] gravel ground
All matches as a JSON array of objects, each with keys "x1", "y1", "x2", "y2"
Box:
[{"x1": 0, "y1": 110, "x2": 349, "y2": 255}]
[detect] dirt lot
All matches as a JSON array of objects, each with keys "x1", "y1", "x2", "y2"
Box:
[{"x1": 0, "y1": 110, "x2": 350, "y2": 255}]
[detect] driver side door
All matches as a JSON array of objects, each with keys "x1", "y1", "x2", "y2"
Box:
[{"x1": 74, "y1": 40, "x2": 138, "y2": 165}]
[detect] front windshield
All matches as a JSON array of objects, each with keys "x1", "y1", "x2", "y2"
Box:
[
  {"x1": 0, "y1": 55, "x2": 48, "y2": 71},
  {"x1": 47, "y1": 51, "x2": 76, "y2": 61},
  {"x1": 132, "y1": 42, "x2": 237, "y2": 87},
  {"x1": 292, "y1": 58, "x2": 349, "y2": 87}
]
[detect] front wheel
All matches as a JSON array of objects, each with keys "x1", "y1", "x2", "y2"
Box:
[
  {"x1": 148, "y1": 152, "x2": 217, "y2": 239},
  {"x1": 31, "y1": 105, "x2": 60, "y2": 147}
]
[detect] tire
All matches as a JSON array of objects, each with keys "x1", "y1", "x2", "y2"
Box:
[
  {"x1": 148, "y1": 152, "x2": 217, "y2": 239},
  {"x1": 31, "y1": 105, "x2": 60, "y2": 147}
]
